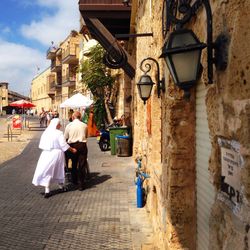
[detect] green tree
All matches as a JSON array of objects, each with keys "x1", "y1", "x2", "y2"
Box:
[{"x1": 80, "y1": 44, "x2": 115, "y2": 128}]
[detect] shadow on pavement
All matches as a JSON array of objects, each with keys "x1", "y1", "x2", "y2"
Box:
[
  {"x1": 40, "y1": 172, "x2": 112, "y2": 198},
  {"x1": 84, "y1": 172, "x2": 112, "y2": 189}
]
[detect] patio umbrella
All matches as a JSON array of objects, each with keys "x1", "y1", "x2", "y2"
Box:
[
  {"x1": 60, "y1": 93, "x2": 93, "y2": 108},
  {"x1": 9, "y1": 99, "x2": 36, "y2": 108},
  {"x1": 10, "y1": 99, "x2": 36, "y2": 117}
]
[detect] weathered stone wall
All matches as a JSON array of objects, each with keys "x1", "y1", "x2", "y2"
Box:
[
  {"x1": 205, "y1": 1, "x2": 250, "y2": 249},
  {"x1": 131, "y1": 0, "x2": 166, "y2": 247},
  {"x1": 161, "y1": 95, "x2": 196, "y2": 250},
  {"x1": 132, "y1": 0, "x2": 197, "y2": 248},
  {"x1": 132, "y1": 0, "x2": 250, "y2": 249},
  {"x1": 123, "y1": 73, "x2": 133, "y2": 127}
]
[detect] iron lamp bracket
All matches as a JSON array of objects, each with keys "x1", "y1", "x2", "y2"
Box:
[{"x1": 140, "y1": 57, "x2": 165, "y2": 98}]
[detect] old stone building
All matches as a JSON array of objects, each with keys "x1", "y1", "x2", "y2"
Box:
[
  {"x1": 0, "y1": 82, "x2": 30, "y2": 114},
  {"x1": 31, "y1": 29, "x2": 93, "y2": 116},
  {"x1": 45, "y1": 30, "x2": 82, "y2": 108},
  {"x1": 0, "y1": 82, "x2": 9, "y2": 114},
  {"x1": 31, "y1": 67, "x2": 53, "y2": 113},
  {"x1": 79, "y1": 0, "x2": 250, "y2": 249},
  {"x1": 60, "y1": 30, "x2": 81, "y2": 103},
  {"x1": 131, "y1": 1, "x2": 250, "y2": 249}
]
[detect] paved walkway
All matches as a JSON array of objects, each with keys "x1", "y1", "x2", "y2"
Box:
[
  {"x1": 0, "y1": 122, "x2": 155, "y2": 250},
  {"x1": 0, "y1": 116, "x2": 42, "y2": 165}
]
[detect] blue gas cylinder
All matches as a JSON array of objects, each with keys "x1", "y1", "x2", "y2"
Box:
[{"x1": 136, "y1": 176, "x2": 143, "y2": 208}]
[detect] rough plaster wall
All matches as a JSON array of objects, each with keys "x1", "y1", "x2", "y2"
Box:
[
  {"x1": 133, "y1": 0, "x2": 163, "y2": 172},
  {"x1": 161, "y1": 95, "x2": 196, "y2": 250},
  {"x1": 134, "y1": 0, "x2": 197, "y2": 249},
  {"x1": 133, "y1": 0, "x2": 250, "y2": 249},
  {"x1": 123, "y1": 74, "x2": 132, "y2": 127},
  {"x1": 132, "y1": 0, "x2": 166, "y2": 248},
  {"x1": 203, "y1": 1, "x2": 250, "y2": 249}
]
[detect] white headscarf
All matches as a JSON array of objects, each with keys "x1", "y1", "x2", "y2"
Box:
[{"x1": 39, "y1": 118, "x2": 61, "y2": 150}]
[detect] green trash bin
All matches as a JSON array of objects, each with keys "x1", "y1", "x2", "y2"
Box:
[{"x1": 109, "y1": 127, "x2": 129, "y2": 155}]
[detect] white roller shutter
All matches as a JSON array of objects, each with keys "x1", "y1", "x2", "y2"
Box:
[{"x1": 196, "y1": 83, "x2": 215, "y2": 250}]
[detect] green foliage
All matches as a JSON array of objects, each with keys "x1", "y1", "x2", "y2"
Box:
[
  {"x1": 80, "y1": 44, "x2": 114, "y2": 97},
  {"x1": 80, "y1": 44, "x2": 114, "y2": 129},
  {"x1": 93, "y1": 98, "x2": 106, "y2": 129}
]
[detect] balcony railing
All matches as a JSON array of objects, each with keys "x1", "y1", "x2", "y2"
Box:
[
  {"x1": 46, "y1": 46, "x2": 58, "y2": 60},
  {"x1": 49, "y1": 81, "x2": 56, "y2": 91},
  {"x1": 51, "y1": 58, "x2": 62, "y2": 72},
  {"x1": 46, "y1": 74, "x2": 55, "y2": 94},
  {"x1": 49, "y1": 81, "x2": 62, "y2": 91},
  {"x1": 62, "y1": 45, "x2": 79, "y2": 64},
  {"x1": 62, "y1": 73, "x2": 76, "y2": 87}
]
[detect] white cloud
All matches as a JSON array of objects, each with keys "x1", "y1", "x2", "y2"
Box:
[
  {"x1": 0, "y1": 0, "x2": 79, "y2": 96},
  {"x1": 2, "y1": 27, "x2": 11, "y2": 34},
  {"x1": 20, "y1": 0, "x2": 79, "y2": 47},
  {"x1": 0, "y1": 40, "x2": 49, "y2": 96}
]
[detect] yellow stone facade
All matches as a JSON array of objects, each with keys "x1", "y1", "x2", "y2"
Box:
[
  {"x1": 31, "y1": 30, "x2": 92, "y2": 117},
  {"x1": 128, "y1": 0, "x2": 250, "y2": 249},
  {"x1": 0, "y1": 82, "x2": 9, "y2": 113},
  {"x1": 31, "y1": 67, "x2": 52, "y2": 114}
]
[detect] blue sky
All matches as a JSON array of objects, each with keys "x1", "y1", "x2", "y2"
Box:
[{"x1": 0, "y1": 0, "x2": 79, "y2": 96}]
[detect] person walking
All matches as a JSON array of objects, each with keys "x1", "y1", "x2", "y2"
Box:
[
  {"x1": 32, "y1": 118, "x2": 77, "y2": 198},
  {"x1": 39, "y1": 107, "x2": 47, "y2": 127},
  {"x1": 64, "y1": 111, "x2": 88, "y2": 190}
]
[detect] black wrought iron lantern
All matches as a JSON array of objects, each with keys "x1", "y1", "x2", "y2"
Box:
[
  {"x1": 137, "y1": 57, "x2": 165, "y2": 104},
  {"x1": 160, "y1": 28, "x2": 206, "y2": 97},
  {"x1": 161, "y1": 0, "x2": 229, "y2": 99},
  {"x1": 137, "y1": 74, "x2": 155, "y2": 104}
]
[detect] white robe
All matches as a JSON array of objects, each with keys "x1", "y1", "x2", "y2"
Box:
[{"x1": 32, "y1": 119, "x2": 70, "y2": 187}]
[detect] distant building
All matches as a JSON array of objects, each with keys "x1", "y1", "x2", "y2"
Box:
[
  {"x1": 0, "y1": 82, "x2": 9, "y2": 113},
  {"x1": 0, "y1": 82, "x2": 30, "y2": 114},
  {"x1": 31, "y1": 67, "x2": 52, "y2": 113}
]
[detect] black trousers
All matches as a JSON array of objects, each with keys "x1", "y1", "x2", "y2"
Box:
[{"x1": 65, "y1": 142, "x2": 88, "y2": 187}]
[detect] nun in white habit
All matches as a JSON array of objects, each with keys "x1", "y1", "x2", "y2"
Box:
[{"x1": 32, "y1": 118, "x2": 77, "y2": 198}]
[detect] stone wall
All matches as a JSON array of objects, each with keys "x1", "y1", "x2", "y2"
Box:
[
  {"x1": 131, "y1": 0, "x2": 250, "y2": 249},
  {"x1": 0, "y1": 83, "x2": 8, "y2": 108},
  {"x1": 31, "y1": 67, "x2": 52, "y2": 113},
  {"x1": 206, "y1": 1, "x2": 250, "y2": 249},
  {"x1": 132, "y1": 0, "x2": 175, "y2": 249}
]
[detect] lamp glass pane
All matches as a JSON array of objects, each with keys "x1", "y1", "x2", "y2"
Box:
[
  {"x1": 139, "y1": 84, "x2": 153, "y2": 99},
  {"x1": 171, "y1": 32, "x2": 196, "y2": 48},
  {"x1": 172, "y1": 50, "x2": 200, "y2": 82},
  {"x1": 166, "y1": 56, "x2": 178, "y2": 83}
]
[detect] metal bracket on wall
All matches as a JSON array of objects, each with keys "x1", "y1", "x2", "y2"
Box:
[
  {"x1": 214, "y1": 33, "x2": 230, "y2": 71},
  {"x1": 115, "y1": 33, "x2": 153, "y2": 39}
]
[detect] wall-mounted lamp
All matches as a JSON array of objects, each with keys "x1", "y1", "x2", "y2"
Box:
[
  {"x1": 161, "y1": 0, "x2": 229, "y2": 98},
  {"x1": 137, "y1": 57, "x2": 165, "y2": 104},
  {"x1": 160, "y1": 29, "x2": 206, "y2": 98}
]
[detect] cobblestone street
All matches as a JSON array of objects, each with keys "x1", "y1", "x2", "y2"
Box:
[{"x1": 0, "y1": 129, "x2": 154, "y2": 250}]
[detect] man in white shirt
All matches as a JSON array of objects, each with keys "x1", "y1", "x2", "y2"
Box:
[{"x1": 64, "y1": 111, "x2": 88, "y2": 190}]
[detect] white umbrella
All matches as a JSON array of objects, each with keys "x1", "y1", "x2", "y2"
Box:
[{"x1": 60, "y1": 93, "x2": 93, "y2": 108}]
